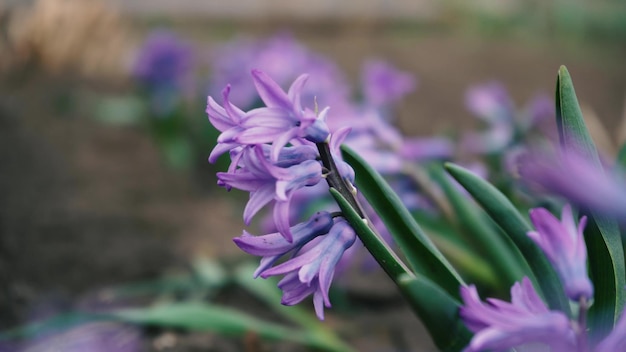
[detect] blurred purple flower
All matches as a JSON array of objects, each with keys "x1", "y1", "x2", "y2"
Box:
[
  {"x1": 399, "y1": 137, "x2": 454, "y2": 161},
  {"x1": 14, "y1": 322, "x2": 141, "y2": 352},
  {"x1": 520, "y1": 150, "x2": 626, "y2": 218},
  {"x1": 528, "y1": 204, "x2": 593, "y2": 300},
  {"x1": 465, "y1": 82, "x2": 513, "y2": 124},
  {"x1": 260, "y1": 220, "x2": 357, "y2": 320},
  {"x1": 362, "y1": 59, "x2": 416, "y2": 107},
  {"x1": 132, "y1": 30, "x2": 194, "y2": 91},
  {"x1": 460, "y1": 277, "x2": 576, "y2": 352},
  {"x1": 461, "y1": 83, "x2": 555, "y2": 156},
  {"x1": 209, "y1": 33, "x2": 349, "y2": 110}
]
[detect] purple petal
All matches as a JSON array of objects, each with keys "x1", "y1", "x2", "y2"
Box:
[
  {"x1": 251, "y1": 69, "x2": 292, "y2": 110},
  {"x1": 243, "y1": 184, "x2": 275, "y2": 225}
]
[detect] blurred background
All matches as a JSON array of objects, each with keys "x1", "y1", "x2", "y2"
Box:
[{"x1": 1, "y1": 0, "x2": 625, "y2": 351}]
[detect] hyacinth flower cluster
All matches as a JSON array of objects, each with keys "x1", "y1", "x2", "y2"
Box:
[
  {"x1": 204, "y1": 59, "x2": 626, "y2": 352},
  {"x1": 207, "y1": 69, "x2": 366, "y2": 319}
]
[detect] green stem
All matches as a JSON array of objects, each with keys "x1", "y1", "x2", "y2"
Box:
[{"x1": 317, "y1": 142, "x2": 412, "y2": 282}]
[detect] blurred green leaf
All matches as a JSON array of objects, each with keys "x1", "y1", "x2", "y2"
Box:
[
  {"x1": 94, "y1": 96, "x2": 145, "y2": 126},
  {"x1": 0, "y1": 303, "x2": 351, "y2": 352},
  {"x1": 556, "y1": 65, "x2": 625, "y2": 341},
  {"x1": 398, "y1": 274, "x2": 472, "y2": 352},
  {"x1": 429, "y1": 164, "x2": 526, "y2": 289},
  {"x1": 160, "y1": 136, "x2": 194, "y2": 170},
  {"x1": 233, "y1": 263, "x2": 353, "y2": 352},
  {"x1": 191, "y1": 257, "x2": 228, "y2": 288},
  {"x1": 108, "y1": 303, "x2": 348, "y2": 350},
  {"x1": 415, "y1": 213, "x2": 499, "y2": 287},
  {"x1": 341, "y1": 146, "x2": 464, "y2": 298},
  {"x1": 444, "y1": 163, "x2": 570, "y2": 314}
]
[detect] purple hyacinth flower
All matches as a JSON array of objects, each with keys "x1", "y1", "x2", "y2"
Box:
[
  {"x1": 520, "y1": 150, "x2": 626, "y2": 219},
  {"x1": 362, "y1": 59, "x2": 416, "y2": 107},
  {"x1": 217, "y1": 146, "x2": 323, "y2": 241},
  {"x1": 460, "y1": 277, "x2": 576, "y2": 352},
  {"x1": 260, "y1": 220, "x2": 357, "y2": 320},
  {"x1": 231, "y1": 70, "x2": 330, "y2": 161},
  {"x1": 234, "y1": 211, "x2": 334, "y2": 277},
  {"x1": 528, "y1": 204, "x2": 593, "y2": 301}
]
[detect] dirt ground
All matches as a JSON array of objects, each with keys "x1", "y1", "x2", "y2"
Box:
[{"x1": 1, "y1": 20, "x2": 625, "y2": 351}]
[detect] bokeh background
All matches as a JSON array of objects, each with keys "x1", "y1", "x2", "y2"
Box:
[{"x1": 1, "y1": 0, "x2": 625, "y2": 351}]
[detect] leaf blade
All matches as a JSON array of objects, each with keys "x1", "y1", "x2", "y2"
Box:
[{"x1": 341, "y1": 146, "x2": 464, "y2": 298}]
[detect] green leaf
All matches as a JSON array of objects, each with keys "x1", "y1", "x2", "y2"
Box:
[
  {"x1": 109, "y1": 303, "x2": 340, "y2": 349},
  {"x1": 1, "y1": 304, "x2": 351, "y2": 352},
  {"x1": 341, "y1": 146, "x2": 464, "y2": 298},
  {"x1": 233, "y1": 263, "x2": 354, "y2": 352},
  {"x1": 444, "y1": 163, "x2": 570, "y2": 314},
  {"x1": 429, "y1": 164, "x2": 527, "y2": 289},
  {"x1": 398, "y1": 274, "x2": 472, "y2": 352},
  {"x1": 414, "y1": 212, "x2": 499, "y2": 287},
  {"x1": 556, "y1": 65, "x2": 625, "y2": 340}
]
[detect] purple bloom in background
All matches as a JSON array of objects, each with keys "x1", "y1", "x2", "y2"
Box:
[
  {"x1": 528, "y1": 204, "x2": 593, "y2": 301},
  {"x1": 209, "y1": 33, "x2": 350, "y2": 111},
  {"x1": 362, "y1": 59, "x2": 416, "y2": 107},
  {"x1": 399, "y1": 137, "x2": 454, "y2": 161},
  {"x1": 465, "y1": 82, "x2": 513, "y2": 124},
  {"x1": 260, "y1": 220, "x2": 357, "y2": 320},
  {"x1": 132, "y1": 30, "x2": 194, "y2": 91},
  {"x1": 461, "y1": 83, "x2": 515, "y2": 154},
  {"x1": 461, "y1": 83, "x2": 555, "y2": 157},
  {"x1": 460, "y1": 277, "x2": 576, "y2": 352},
  {"x1": 520, "y1": 150, "x2": 626, "y2": 219}
]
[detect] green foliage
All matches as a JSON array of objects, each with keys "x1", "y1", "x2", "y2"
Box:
[{"x1": 556, "y1": 66, "x2": 625, "y2": 341}]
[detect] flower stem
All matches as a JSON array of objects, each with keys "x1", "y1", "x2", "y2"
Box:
[{"x1": 317, "y1": 141, "x2": 413, "y2": 282}]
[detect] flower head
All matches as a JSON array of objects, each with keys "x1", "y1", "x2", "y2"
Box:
[
  {"x1": 210, "y1": 70, "x2": 330, "y2": 163},
  {"x1": 460, "y1": 277, "x2": 576, "y2": 352},
  {"x1": 528, "y1": 204, "x2": 593, "y2": 301}
]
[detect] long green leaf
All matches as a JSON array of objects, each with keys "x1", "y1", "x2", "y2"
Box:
[
  {"x1": 429, "y1": 164, "x2": 526, "y2": 288},
  {"x1": 556, "y1": 65, "x2": 625, "y2": 340},
  {"x1": 0, "y1": 304, "x2": 351, "y2": 352},
  {"x1": 444, "y1": 163, "x2": 570, "y2": 314},
  {"x1": 398, "y1": 274, "x2": 472, "y2": 352},
  {"x1": 341, "y1": 146, "x2": 464, "y2": 298}
]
